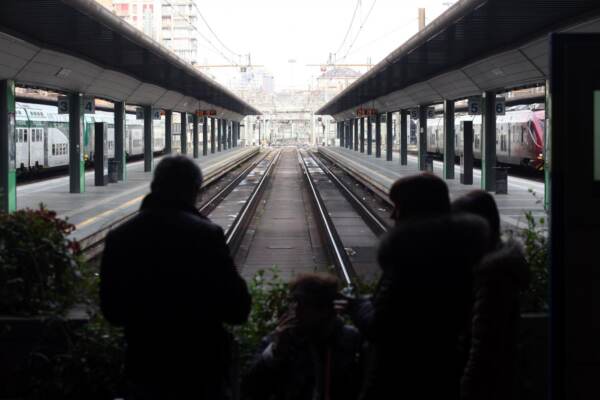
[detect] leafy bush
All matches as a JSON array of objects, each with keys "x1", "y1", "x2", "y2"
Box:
[
  {"x1": 505, "y1": 190, "x2": 549, "y2": 313},
  {"x1": 0, "y1": 205, "x2": 84, "y2": 316},
  {"x1": 233, "y1": 267, "x2": 289, "y2": 372}
]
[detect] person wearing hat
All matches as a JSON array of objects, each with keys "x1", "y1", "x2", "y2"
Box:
[{"x1": 242, "y1": 272, "x2": 363, "y2": 400}]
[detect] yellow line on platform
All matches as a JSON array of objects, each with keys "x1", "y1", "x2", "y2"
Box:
[{"x1": 76, "y1": 194, "x2": 145, "y2": 229}]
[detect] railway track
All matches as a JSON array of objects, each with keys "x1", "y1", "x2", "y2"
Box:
[{"x1": 80, "y1": 148, "x2": 264, "y2": 263}]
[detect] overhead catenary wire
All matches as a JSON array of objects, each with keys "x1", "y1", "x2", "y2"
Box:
[
  {"x1": 334, "y1": 0, "x2": 362, "y2": 57},
  {"x1": 339, "y1": 0, "x2": 378, "y2": 62},
  {"x1": 163, "y1": 0, "x2": 238, "y2": 66},
  {"x1": 190, "y1": 1, "x2": 241, "y2": 59}
]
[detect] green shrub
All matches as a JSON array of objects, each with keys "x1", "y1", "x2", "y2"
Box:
[
  {"x1": 0, "y1": 205, "x2": 84, "y2": 316},
  {"x1": 233, "y1": 267, "x2": 289, "y2": 372}
]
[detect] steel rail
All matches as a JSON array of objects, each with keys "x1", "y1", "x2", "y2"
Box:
[
  {"x1": 310, "y1": 151, "x2": 389, "y2": 236},
  {"x1": 298, "y1": 150, "x2": 355, "y2": 288},
  {"x1": 225, "y1": 150, "x2": 281, "y2": 254},
  {"x1": 79, "y1": 148, "x2": 261, "y2": 261}
]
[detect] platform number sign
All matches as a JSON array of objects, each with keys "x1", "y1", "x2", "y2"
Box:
[
  {"x1": 83, "y1": 96, "x2": 95, "y2": 114},
  {"x1": 57, "y1": 96, "x2": 69, "y2": 114},
  {"x1": 136, "y1": 107, "x2": 144, "y2": 120},
  {"x1": 152, "y1": 109, "x2": 162, "y2": 120},
  {"x1": 468, "y1": 97, "x2": 482, "y2": 115},
  {"x1": 495, "y1": 97, "x2": 506, "y2": 116},
  {"x1": 410, "y1": 108, "x2": 419, "y2": 120},
  {"x1": 427, "y1": 107, "x2": 436, "y2": 119}
]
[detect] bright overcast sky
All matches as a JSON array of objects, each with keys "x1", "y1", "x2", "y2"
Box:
[{"x1": 194, "y1": 0, "x2": 456, "y2": 90}]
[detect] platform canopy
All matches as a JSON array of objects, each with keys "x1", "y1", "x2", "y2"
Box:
[
  {"x1": 0, "y1": 0, "x2": 260, "y2": 121},
  {"x1": 316, "y1": 0, "x2": 600, "y2": 120}
]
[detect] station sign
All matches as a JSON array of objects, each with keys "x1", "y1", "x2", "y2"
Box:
[
  {"x1": 468, "y1": 96, "x2": 482, "y2": 115},
  {"x1": 152, "y1": 108, "x2": 161, "y2": 120},
  {"x1": 136, "y1": 107, "x2": 144, "y2": 120},
  {"x1": 83, "y1": 96, "x2": 95, "y2": 114},
  {"x1": 196, "y1": 110, "x2": 217, "y2": 117},
  {"x1": 57, "y1": 96, "x2": 69, "y2": 114},
  {"x1": 495, "y1": 97, "x2": 506, "y2": 116},
  {"x1": 356, "y1": 107, "x2": 377, "y2": 117},
  {"x1": 410, "y1": 108, "x2": 419, "y2": 120},
  {"x1": 427, "y1": 107, "x2": 436, "y2": 119}
]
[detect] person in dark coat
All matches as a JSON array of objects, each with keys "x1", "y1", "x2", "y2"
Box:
[
  {"x1": 338, "y1": 173, "x2": 490, "y2": 400},
  {"x1": 452, "y1": 190, "x2": 530, "y2": 400},
  {"x1": 242, "y1": 273, "x2": 363, "y2": 400},
  {"x1": 100, "y1": 155, "x2": 251, "y2": 400}
]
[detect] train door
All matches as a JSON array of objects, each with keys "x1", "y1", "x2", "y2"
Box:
[
  {"x1": 29, "y1": 127, "x2": 44, "y2": 167},
  {"x1": 16, "y1": 127, "x2": 29, "y2": 169}
]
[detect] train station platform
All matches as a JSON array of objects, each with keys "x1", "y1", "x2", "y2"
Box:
[
  {"x1": 318, "y1": 146, "x2": 546, "y2": 230},
  {"x1": 16, "y1": 147, "x2": 258, "y2": 240}
]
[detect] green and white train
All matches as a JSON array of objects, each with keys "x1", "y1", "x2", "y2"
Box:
[{"x1": 15, "y1": 103, "x2": 167, "y2": 174}]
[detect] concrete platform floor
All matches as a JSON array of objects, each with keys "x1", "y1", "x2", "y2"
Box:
[
  {"x1": 16, "y1": 147, "x2": 258, "y2": 240},
  {"x1": 318, "y1": 146, "x2": 546, "y2": 230}
]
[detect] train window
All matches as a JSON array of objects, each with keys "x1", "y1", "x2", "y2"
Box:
[
  {"x1": 52, "y1": 144, "x2": 56, "y2": 155},
  {"x1": 24, "y1": 132, "x2": 27, "y2": 142}
]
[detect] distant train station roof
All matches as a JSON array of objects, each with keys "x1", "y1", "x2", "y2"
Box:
[
  {"x1": 318, "y1": 67, "x2": 362, "y2": 80},
  {"x1": 0, "y1": 0, "x2": 260, "y2": 119},
  {"x1": 316, "y1": 0, "x2": 600, "y2": 118}
]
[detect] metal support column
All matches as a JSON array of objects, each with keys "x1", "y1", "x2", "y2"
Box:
[
  {"x1": 348, "y1": 119, "x2": 353, "y2": 149},
  {"x1": 202, "y1": 116, "x2": 208, "y2": 155},
  {"x1": 144, "y1": 105, "x2": 153, "y2": 172},
  {"x1": 180, "y1": 112, "x2": 187, "y2": 155},
  {"x1": 360, "y1": 117, "x2": 365, "y2": 153},
  {"x1": 443, "y1": 100, "x2": 455, "y2": 179},
  {"x1": 69, "y1": 93, "x2": 85, "y2": 193},
  {"x1": 211, "y1": 118, "x2": 216, "y2": 153},
  {"x1": 352, "y1": 118, "x2": 358, "y2": 151},
  {"x1": 375, "y1": 114, "x2": 382, "y2": 158},
  {"x1": 94, "y1": 122, "x2": 108, "y2": 186},
  {"x1": 418, "y1": 105, "x2": 428, "y2": 171},
  {"x1": 217, "y1": 119, "x2": 222, "y2": 151},
  {"x1": 0, "y1": 80, "x2": 16, "y2": 212},
  {"x1": 227, "y1": 120, "x2": 232, "y2": 149},
  {"x1": 367, "y1": 117, "x2": 373, "y2": 155},
  {"x1": 400, "y1": 110, "x2": 408, "y2": 165},
  {"x1": 386, "y1": 112, "x2": 393, "y2": 161},
  {"x1": 481, "y1": 91, "x2": 497, "y2": 191},
  {"x1": 192, "y1": 113, "x2": 199, "y2": 158},
  {"x1": 460, "y1": 120, "x2": 473, "y2": 185},
  {"x1": 338, "y1": 122, "x2": 343, "y2": 147},
  {"x1": 164, "y1": 109, "x2": 172, "y2": 155},
  {"x1": 114, "y1": 102, "x2": 127, "y2": 182}
]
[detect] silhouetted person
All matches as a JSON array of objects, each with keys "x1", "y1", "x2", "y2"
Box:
[
  {"x1": 452, "y1": 190, "x2": 530, "y2": 400},
  {"x1": 242, "y1": 273, "x2": 363, "y2": 400},
  {"x1": 100, "y1": 155, "x2": 251, "y2": 400},
  {"x1": 339, "y1": 173, "x2": 489, "y2": 400}
]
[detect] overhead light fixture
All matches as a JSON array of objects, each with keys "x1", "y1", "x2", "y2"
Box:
[{"x1": 55, "y1": 67, "x2": 72, "y2": 78}]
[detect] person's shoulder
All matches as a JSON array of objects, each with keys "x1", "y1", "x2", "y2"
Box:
[{"x1": 477, "y1": 239, "x2": 530, "y2": 288}]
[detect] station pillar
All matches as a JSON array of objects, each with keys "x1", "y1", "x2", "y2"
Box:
[
  {"x1": 114, "y1": 102, "x2": 127, "y2": 182},
  {"x1": 192, "y1": 113, "x2": 199, "y2": 158},
  {"x1": 460, "y1": 120, "x2": 474, "y2": 185},
  {"x1": 400, "y1": 110, "x2": 408, "y2": 166},
  {"x1": 94, "y1": 122, "x2": 108, "y2": 186},
  {"x1": 0, "y1": 79, "x2": 16, "y2": 212},
  {"x1": 347, "y1": 121, "x2": 351, "y2": 149},
  {"x1": 443, "y1": 100, "x2": 455, "y2": 179},
  {"x1": 386, "y1": 112, "x2": 393, "y2": 161},
  {"x1": 367, "y1": 117, "x2": 373, "y2": 155},
  {"x1": 418, "y1": 105, "x2": 428, "y2": 171},
  {"x1": 360, "y1": 117, "x2": 365, "y2": 153},
  {"x1": 217, "y1": 119, "x2": 222, "y2": 152},
  {"x1": 352, "y1": 118, "x2": 358, "y2": 151},
  {"x1": 375, "y1": 113, "x2": 382, "y2": 158},
  {"x1": 481, "y1": 91, "x2": 497, "y2": 191},
  {"x1": 227, "y1": 120, "x2": 232, "y2": 149},
  {"x1": 164, "y1": 110, "x2": 172, "y2": 155},
  {"x1": 339, "y1": 122, "x2": 344, "y2": 147},
  {"x1": 69, "y1": 93, "x2": 85, "y2": 193},
  {"x1": 143, "y1": 105, "x2": 153, "y2": 172},
  {"x1": 211, "y1": 118, "x2": 216, "y2": 153},
  {"x1": 180, "y1": 112, "x2": 188, "y2": 155},
  {"x1": 202, "y1": 116, "x2": 208, "y2": 155},
  {"x1": 347, "y1": 119, "x2": 353, "y2": 149}
]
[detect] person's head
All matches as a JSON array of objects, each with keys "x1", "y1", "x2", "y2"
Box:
[
  {"x1": 288, "y1": 272, "x2": 339, "y2": 340},
  {"x1": 150, "y1": 155, "x2": 203, "y2": 206},
  {"x1": 452, "y1": 190, "x2": 501, "y2": 247},
  {"x1": 389, "y1": 173, "x2": 450, "y2": 222}
]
